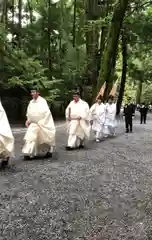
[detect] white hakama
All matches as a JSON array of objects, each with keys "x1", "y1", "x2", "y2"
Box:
[
  {"x1": 65, "y1": 99, "x2": 91, "y2": 148},
  {"x1": 0, "y1": 101, "x2": 14, "y2": 164},
  {"x1": 103, "y1": 103, "x2": 117, "y2": 136},
  {"x1": 90, "y1": 103, "x2": 106, "y2": 141},
  {"x1": 22, "y1": 96, "x2": 56, "y2": 157}
]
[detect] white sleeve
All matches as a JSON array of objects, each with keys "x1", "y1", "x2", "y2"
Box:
[
  {"x1": 65, "y1": 102, "x2": 72, "y2": 119},
  {"x1": 81, "y1": 102, "x2": 90, "y2": 120}
]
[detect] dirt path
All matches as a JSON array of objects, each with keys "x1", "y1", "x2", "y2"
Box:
[{"x1": 0, "y1": 117, "x2": 152, "y2": 239}]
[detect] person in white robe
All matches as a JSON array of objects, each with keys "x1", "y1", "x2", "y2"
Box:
[
  {"x1": 90, "y1": 96, "x2": 106, "y2": 142},
  {"x1": 0, "y1": 100, "x2": 14, "y2": 168},
  {"x1": 103, "y1": 96, "x2": 117, "y2": 137},
  {"x1": 65, "y1": 91, "x2": 91, "y2": 150},
  {"x1": 22, "y1": 89, "x2": 56, "y2": 160}
]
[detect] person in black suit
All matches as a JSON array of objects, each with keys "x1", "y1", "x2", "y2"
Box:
[
  {"x1": 139, "y1": 103, "x2": 148, "y2": 124},
  {"x1": 123, "y1": 102, "x2": 135, "y2": 133}
]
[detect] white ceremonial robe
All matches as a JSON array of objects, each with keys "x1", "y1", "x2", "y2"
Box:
[
  {"x1": 65, "y1": 99, "x2": 91, "y2": 148},
  {"x1": 0, "y1": 101, "x2": 14, "y2": 160},
  {"x1": 22, "y1": 96, "x2": 56, "y2": 156},
  {"x1": 90, "y1": 103, "x2": 106, "y2": 140},
  {"x1": 103, "y1": 103, "x2": 117, "y2": 136}
]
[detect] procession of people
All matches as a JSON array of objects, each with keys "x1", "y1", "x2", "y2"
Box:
[{"x1": 0, "y1": 83, "x2": 150, "y2": 169}]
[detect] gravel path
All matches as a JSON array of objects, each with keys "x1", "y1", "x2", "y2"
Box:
[{"x1": 1, "y1": 117, "x2": 152, "y2": 240}]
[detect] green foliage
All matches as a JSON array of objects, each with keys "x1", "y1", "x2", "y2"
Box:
[
  {"x1": 1, "y1": 0, "x2": 152, "y2": 119},
  {"x1": 123, "y1": 78, "x2": 137, "y2": 103},
  {"x1": 141, "y1": 83, "x2": 152, "y2": 103},
  {"x1": 121, "y1": 5, "x2": 152, "y2": 103}
]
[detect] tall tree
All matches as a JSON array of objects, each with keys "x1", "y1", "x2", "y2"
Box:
[
  {"x1": 99, "y1": 0, "x2": 129, "y2": 99},
  {"x1": 72, "y1": 0, "x2": 77, "y2": 47},
  {"x1": 116, "y1": 29, "x2": 127, "y2": 115},
  {"x1": 85, "y1": 0, "x2": 103, "y2": 88},
  {"x1": 47, "y1": 0, "x2": 52, "y2": 79},
  {"x1": 18, "y1": 0, "x2": 22, "y2": 47}
]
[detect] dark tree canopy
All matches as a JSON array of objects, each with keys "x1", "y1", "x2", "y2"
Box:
[{"x1": 0, "y1": 0, "x2": 152, "y2": 121}]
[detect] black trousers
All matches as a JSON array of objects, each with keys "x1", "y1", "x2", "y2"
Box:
[
  {"x1": 140, "y1": 114, "x2": 147, "y2": 124},
  {"x1": 125, "y1": 117, "x2": 132, "y2": 132}
]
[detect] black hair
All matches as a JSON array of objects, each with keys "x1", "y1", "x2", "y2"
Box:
[
  {"x1": 96, "y1": 95, "x2": 103, "y2": 101},
  {"x1": 72, "y1": 87, "x2": 80, "y2": 95},
  {"x1": 108, "y1": 95, "x2": 114, "y2": 100}
]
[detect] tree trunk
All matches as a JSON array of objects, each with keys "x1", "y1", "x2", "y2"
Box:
[
  {"x1": 0, "y1": 0, "x2": 8, "y2": 84},
  {"x1": 136, "y1": 81, "x2": 143, "y2": 104},
  {"x1": 97, "y1": 27, "x2": 107, "y2": 70},
  {"x1": 12, "y1": 0, "x2": 14, "y2": 23},
  {"x1": 59, "y1": 0, "x2": 63, "y2": 75},
  {"x1": 27, "y1": 0, "x2": 33, "y2": 24},
  {"x1": 18, "y1": 0, "x2": 22, "y2": 48},
  {"x1": 85, "y1": 0, "x2": 102, "y2": 88},
  {"x1": 59, "y1": 0, "x2": 65, "y2": 76},
  {"x1": 0, "y1": 0, "x2": 8, "y2": 25},
  {"x1": 47, "y1": 0, "x2": 52, "y2": 80},
  {"x1": 72, "y1": 0, "x2": 77, "y2": 47},
  {"x1": 11, "y1": 0, "x2": 15, "y2": 44},
  {"x1": 97, "y1": 1, "x2": 110, "y2": 75},
  {"x1": 85, "y1": 26, "x2": 99, "y2": 87},
  {"x1": 116, "y1": 30, "x2": 127, "y2": 115},
  {"x1": 4, "y1": 0, "x2": 8, "y2": 26},
  {"x1": 0, "y1": 1, "x2": 4, "y2": 23},
  {"x1": 99, "y1": 0, "x2": 129, "y2": 99},
  {"x1": 91, "y1": 27, "x2": 107, "y2": 98}
]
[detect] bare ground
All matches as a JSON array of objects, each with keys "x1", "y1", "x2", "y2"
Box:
[{"x1": 1, "y1": 117, "x2": 152, "y2": 240}]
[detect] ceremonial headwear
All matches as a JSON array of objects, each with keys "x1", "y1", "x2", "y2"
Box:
[
  {"x1": 30, "y1": 83, "x2": 39, "y2": 92},
  {"x1": 108, "y1": 95, "x2": 114, "y2": 100},
  {"x1": 96, "y1": 82, "x2": 106, "y2": 99},
  {"x1": 30, "y1": 80, "x2": 46, "y2": 93},
  {"x1": 72, "y1": 87, "x2": 80, "y2": 96},
  {"x1": 96, "y1": 95, "x2": 103, "y2": 101},
  {"x1": 109, "y1": 83, "x2": 117, "y2": 97}
]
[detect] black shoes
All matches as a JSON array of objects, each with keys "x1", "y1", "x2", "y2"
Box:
[
  {"x1": 44, "y1": 152, "x2": 52, "y2": 158},
  {"x1": 66, "y1": 146, "x2": 75, "y2": 150},
  {"x1": 66, "y1": 145, "x2": 84, "y2": 150},
  {"x1": 0, "y1": 157, "x2": 9, "y2": 169},
  {"x1": 78, "y1": 145, "x2": 84, "y2": 149},
  {"x1": 24, "y1": 152, "x2": 52, "y2": 160},
  {"x1": 24, "y1": 155, "x2": 33, "y2": 161},
  {"x1": 125, "y1": 130, "x2": 132, "y2": 133}
]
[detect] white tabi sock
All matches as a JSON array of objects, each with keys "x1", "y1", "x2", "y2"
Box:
[{"x1": 49, "y1": 146, "x2": 54, "y2": 153}]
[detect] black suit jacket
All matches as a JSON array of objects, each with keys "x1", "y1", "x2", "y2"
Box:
[
  {"x1": 123, "y1": 104, "x2": 134, "y2": 119},
  {"x1": 139, "y1": 106, "x2": 148, "y2": 115}
]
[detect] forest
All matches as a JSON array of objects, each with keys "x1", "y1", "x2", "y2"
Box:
[{"x1": 0, "y1": 0, "x2": 152, "y2": 122}]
